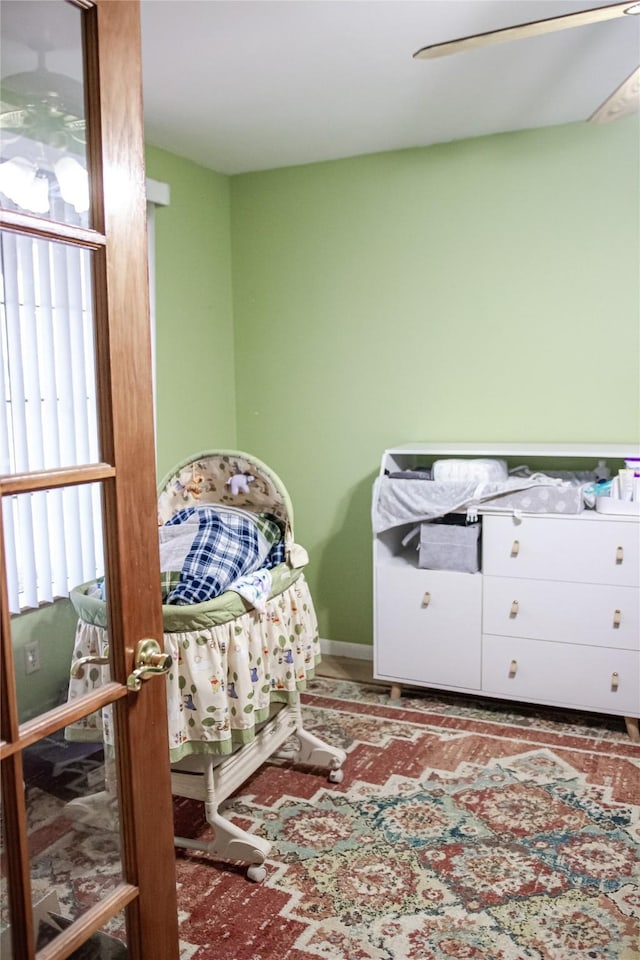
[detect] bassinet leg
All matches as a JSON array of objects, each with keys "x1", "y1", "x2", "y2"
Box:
[
  {"x1": 292, "y1": 728, "x2": 347, "y2": 782},
  {"x1": 172, "y1": 759, "x2": 272, "y2": 882},
  {"x1": 281, "y1": 702, "x2": 347, "y2": 782},
  {"x1": 64, "y1": 743, "x2": 119, "y2": 831},
  {"x1": 174, "y1": 810, "x2": 270, "y2": 883}
]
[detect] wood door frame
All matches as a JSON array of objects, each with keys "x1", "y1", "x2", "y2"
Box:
[{"x1": 0, "y1": 2, "x2": 179, "y2": 957}]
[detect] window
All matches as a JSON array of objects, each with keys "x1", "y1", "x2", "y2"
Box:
[{"x1": 1, "y1": 179, "x2": 168, "y2": 613}]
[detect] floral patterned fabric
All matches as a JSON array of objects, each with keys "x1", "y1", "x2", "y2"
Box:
[
  {"x1": 157, "y1": 450, "x2": 292, "y2": 541},
  {"x1": 67, "y1": 574, "x2": 320, "y2": 763}
]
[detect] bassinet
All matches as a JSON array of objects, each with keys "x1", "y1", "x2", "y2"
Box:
[{"x1": 66, "y1": 450, "x2": 346, "y2": 881}]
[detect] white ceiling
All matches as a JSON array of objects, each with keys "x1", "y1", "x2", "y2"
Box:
[
  {"x1": 1, "y1": 1, "x2": 638, "y2": 176},
  {"x1": 139, "y1": 0, "x2": 640, "y2": 175}
]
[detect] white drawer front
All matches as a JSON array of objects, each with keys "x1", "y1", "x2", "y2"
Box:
[
  {"x1": 375, "y1": 565, "x2": 481, "y2": 690},
  {"x1": 482, "y1": 515, "x2": 639, "y2": 586},
  {"x1": 483, "y1": 577, "x2": 640, "y2": 651},
  {"x1": 482, "y1": 634, "x2": 640, "y2": 715}
]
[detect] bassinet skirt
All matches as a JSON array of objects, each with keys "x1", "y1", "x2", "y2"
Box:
[{"x1": 66, "y1": 567, "x2": 320, "y2": 763}]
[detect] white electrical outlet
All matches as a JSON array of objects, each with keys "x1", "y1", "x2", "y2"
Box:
[{"x1": 25, "y1": 640, "x2": 41, "y2": 674}]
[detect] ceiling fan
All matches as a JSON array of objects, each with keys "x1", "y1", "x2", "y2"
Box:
[
  {"x1": 0, "y1": 52, "x2": 85, "y2": 149},
  {"x1": 414, "y1": 1, "x2": 640, "y2": 124},
  {"x1": 0, "y1": 49, "x2": 88, "y2": 214}
]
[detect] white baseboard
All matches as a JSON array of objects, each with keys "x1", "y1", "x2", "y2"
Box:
[{"x1": 319, "y1": 638, "x2": 373, "y2": 661}]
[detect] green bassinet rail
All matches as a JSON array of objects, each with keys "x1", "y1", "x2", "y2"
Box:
[{"x1": 66, "y1": 450, "x2": 346, "y2": 882}]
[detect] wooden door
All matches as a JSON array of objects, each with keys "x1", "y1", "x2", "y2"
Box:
[{"x1": 0, "y1": 2, "x2": 180, "y2": 957}]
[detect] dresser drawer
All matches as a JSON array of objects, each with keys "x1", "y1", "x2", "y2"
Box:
[
  {"x1": 482, "y1": 514, "x2": 639, "y2": 586},
  {"x1": 482, "y1": 634, "x2": 640, "y2": 715},
  {"x1": 375, "y1": 565, "x2": 481, "y2": 690},
  {"x1": 483, "y1": 577, "x2": 640, "y2": 650}
]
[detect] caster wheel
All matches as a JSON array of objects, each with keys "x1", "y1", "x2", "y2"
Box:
[
  {"x1": 328, "y1": 768, "x2": 344, "y2": 784},
  {"x1": 247, "y1": 864, "x2": 267, "y2": 883}
]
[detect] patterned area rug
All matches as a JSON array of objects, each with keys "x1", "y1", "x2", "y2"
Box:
[
  {"x1": 173, "y1": 678, "x2": 640, "y2": 960},
  {"x1": 20, "y1": 678, "x2": 640, "y2": 959}
]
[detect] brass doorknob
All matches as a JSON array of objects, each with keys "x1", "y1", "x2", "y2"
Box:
[
  {"x1": 127, "y1": 639, "x2": 172, "y2": 691},
  {"x1": 70, "y1": 649, "x2": 110, "y2": 678}
]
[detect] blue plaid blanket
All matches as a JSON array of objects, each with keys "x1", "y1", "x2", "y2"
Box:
[{"x1": 162, "y1": 505, "x2": 284, "y2": 605}]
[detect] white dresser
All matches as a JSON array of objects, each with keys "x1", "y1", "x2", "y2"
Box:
[{"x1": 372, "y1": 443, "x2": 640, "y2": 740}]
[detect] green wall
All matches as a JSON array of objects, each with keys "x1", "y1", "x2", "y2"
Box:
[
  {"x1": 12, "y1": 119, "x2": 640, "y2": 722},
  {"x1": 12, "y1": 600, "x2": 79, "y2": 722},
  {"x1": 230, "y1": 119, "x2": 640, "y2": 647},
  {"x1": 145, "y1": 145, "x2": 237, "y2": 479}
]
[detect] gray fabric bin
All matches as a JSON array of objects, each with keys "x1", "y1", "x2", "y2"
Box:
[{"x1": 418, "y1": 520, "x2": 480, "y2": 573}]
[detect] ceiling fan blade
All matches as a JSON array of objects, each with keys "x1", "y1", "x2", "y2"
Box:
[
  {"x1": 414, "y1": 2, "x2": 638, "y2": 59},
  {"x1": 0, "y1": 108, "x2": 29, "y2": 128},
  {"x1": 589, "y1": 65, "x2": 640, "y2": 121}
]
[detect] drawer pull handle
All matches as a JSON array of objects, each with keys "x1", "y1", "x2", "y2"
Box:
[
  {"x1": 510, "y1": 600, "x2": 519, "y2": 617},
  {"x1": 508, "y1": 659, "x2": 518, "y2": 678},
  {"x1": 613, "y1": 609, "x2": 621, "y2": 629},
  {"x1": 422, "y1": 591, "x2": 431, "y2": 607},
  {"x1": 616, "y1": 546, "x2": 624, "y2": 564},
  {"x1": 510, "y1": 540, "x2": 520, "y2": 558},
  {"x1": 611, "y1": 672, "x2": 619, "y2": 692}
]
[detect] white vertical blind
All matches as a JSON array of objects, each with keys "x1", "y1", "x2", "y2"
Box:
[
  {"x1": 1, "y1": 181, "x2": 168, "y2": 614},
  {"x1": 0, "y1": 230, "x2": 102, "y2": 612}
]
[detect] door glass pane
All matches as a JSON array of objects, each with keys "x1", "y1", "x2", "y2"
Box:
[
  {"x1": 0, "y1": 739, "x2": 127, "y2": 958},
  {"x1": 26, "y1": 713, "x2": 127, "y2": 955},
  {"x1": 37, "y1": 914, "x2": 129, "y2": 960},
  {"x1": 0, "y1": 792, "x2": 9, "y2": 955},
  {"x1": 7, "y1": 483, "x2": 106, "y2": 723},
  {"x1": 0, "y1": 232, "x2": 100, "y2": 477},
  {"x1": 0, "y1": 0, "x2": 89, "y2": 227},
  {"x1": 36, "y1": 913, "x2": 129, "y2": 958}
]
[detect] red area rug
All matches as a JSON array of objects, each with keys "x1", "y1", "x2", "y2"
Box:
[
  {"x1": 173, "y1": 678, "x2": 640, "y2": 960},
  {"x1": 16, "y1": 678, "x2": 640, "y2": 957}
]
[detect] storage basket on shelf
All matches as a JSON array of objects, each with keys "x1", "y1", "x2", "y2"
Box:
[{"x1": 418, "y1": 517, "x2": 481, "y2": 573}]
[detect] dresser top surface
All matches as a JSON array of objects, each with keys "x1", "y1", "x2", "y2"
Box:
[{"x1": 383, "y1": 442, "x2": 639, "y2": 459}]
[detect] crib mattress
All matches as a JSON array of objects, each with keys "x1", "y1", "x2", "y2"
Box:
[{"x1": 67, "y1": 571, "x2": 320, "y2": 763}]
